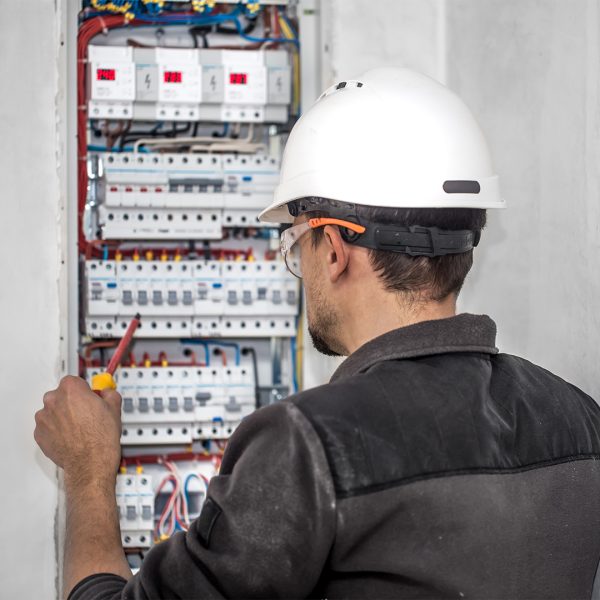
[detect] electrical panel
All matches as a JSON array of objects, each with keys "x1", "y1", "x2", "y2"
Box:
[{"x1": 77, "y1": 0, "x2": 302, "y2": 564}]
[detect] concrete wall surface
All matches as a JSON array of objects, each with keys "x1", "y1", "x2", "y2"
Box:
[
  {"x1": 315, "y1": 0, "x2": 600, "y2": 399},
  {"x1": 0, "y1": 0, "x2": 66, "y2": 597},
  {"x1": 448, "y1": 0, "x2": 600, "y2": 398}
]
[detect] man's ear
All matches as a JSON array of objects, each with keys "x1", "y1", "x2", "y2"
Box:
[{"x1": 322, "y1": 225, "x2": 350, "y2": 283}]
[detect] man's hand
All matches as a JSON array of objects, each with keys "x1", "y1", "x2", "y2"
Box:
[{"x1": 34, "y1": 375, "x2": 122, "y2": 480}]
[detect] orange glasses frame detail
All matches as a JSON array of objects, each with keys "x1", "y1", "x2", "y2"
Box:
[{"x1": 307, "y1": 218, "x2": 366, "y2": 234}]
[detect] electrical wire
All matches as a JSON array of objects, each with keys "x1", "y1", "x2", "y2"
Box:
[
  {"x1": 277, "y1": 8, "x2": 300, "y2": 115},
  {"x1": 290, "y1": 336, "x2": 298, "y2": 394},
  {"x1": 180, "y1": 340, "x2": 210, "y2": 365},
  {"x1": 241, "y1": 346, "x2": 260, "y2": 408},
  {"x1": 208, "y1": 340, "x2": 241, "y2": 365}
]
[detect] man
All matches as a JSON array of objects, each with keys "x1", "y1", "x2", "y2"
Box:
[{"x1": 35, "y1": 68, "x2": 600, "y2": 599}]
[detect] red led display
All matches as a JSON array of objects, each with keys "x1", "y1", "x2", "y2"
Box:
[
  {"x1": 164, "y1": 71, "x2": 183, "y2": 84},
  {"x1": 97, "y1": 68, "x2": 116, "y2": 81},
  {"x1": 229, "y1": 73, "x2": 248, "y2": 85}
]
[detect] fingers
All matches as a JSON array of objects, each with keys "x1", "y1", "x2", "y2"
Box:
[
  {"x1": 100, "y1": 389, "x2": 123, "y2": 415},
  {"x1": 58, "y1": 374, "x2": 91, "y2": 394},
  {"x1": 42, "y1": 390, "x2": 56, "y2": 409}
]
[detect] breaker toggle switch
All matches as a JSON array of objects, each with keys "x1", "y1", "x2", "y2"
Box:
[
  {"x1": 272, "y1": 290, "x2": 282, "y2": 305},
  {"x1": 287, "y1": 290, "x2": 297, "y2": 305},
  {"x1": 123, "y1": 397, "x2": 134, "y2": 413},
  {"x1": 138, "y1": 290, "x2": 148, "y2": 305},
  {"x1": 91, "y1": 282, "x2": 103, "y2": 300},
  {"x1": 183, "y1": 397, "x2": 194, "y2": 412},
  {"x1": 168, "y1": 397, "x2": 178, "y2": 412},
  {"x1": 225, "y1": 397, "x2": 242, "y2": 413},
  {"x1": 167, "y1": 291, "x2": 178, "y2": 306},
  {"x1": 197, "y1": 284, "x2": 209, "y2": 300},
  {"x1": 123, "y1": 290, "x2": 133, "y2": 305},
  {"x1": 153, "y1": 397, "x2": 164, "y2": 412},
  {"x1": 126, "y1": 505, "x2": 137, "y2": 521},
  {"x1": 182, "y1": 290, "x2": 193, "y2": 305},
  {"x1": 138, "y1": 397, "x2": 149, "y2": 413},
  {"x1": 152, "y1": 290, "x2": 163, "y2": 305},
  {"x1": 227, "y1": 290, "x2": 238, "y2": 305},
  {"x1": 242, "y1": 290, "x2": 253, "y2": 305},
  {"x1": 195, "y1": 391, "x2": 212, "y2": 405}
]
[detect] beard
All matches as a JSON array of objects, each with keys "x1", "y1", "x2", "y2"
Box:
[
  {"x1": 308, "y1": 326, "x2": 343, "y2": 357},
  {"x1": 306, "y1": 283, "x2": 345, "y2": 357}
]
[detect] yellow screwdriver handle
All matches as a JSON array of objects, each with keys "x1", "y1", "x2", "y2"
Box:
[{"x1": 91, "y1": 372, "x2": 117, "y2": 392}]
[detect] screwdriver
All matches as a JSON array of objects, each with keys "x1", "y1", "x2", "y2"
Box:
[{"x1": 91, "y1": 314, "x2": 141, "y2": 392}]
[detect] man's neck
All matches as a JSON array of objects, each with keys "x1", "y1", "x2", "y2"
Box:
[{"x1": 341, "y1": 293, "x2": 457, "y2": 355}]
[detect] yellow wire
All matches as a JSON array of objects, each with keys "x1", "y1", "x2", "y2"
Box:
[
  {"x1": 278, "y1": 16, "x2": 301, "y2": 116},
  {"x1": 296, "y1": 301, "x2": 304, "y2": 391}
]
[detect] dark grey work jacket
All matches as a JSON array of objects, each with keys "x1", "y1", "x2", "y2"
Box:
[{"x1": 71, "y1": 314, "x2": 600, "y2": 600}]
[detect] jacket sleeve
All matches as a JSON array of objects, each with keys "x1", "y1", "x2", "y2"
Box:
[{"x1": 68, "y1": 400, "x2": 337, "y2": 600}]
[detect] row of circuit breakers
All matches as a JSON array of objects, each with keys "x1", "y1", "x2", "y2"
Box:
[
  {"x1": 84, "y1": 257, "x2": 300, "y2": 338},
  {"x1": 87, "y1": 364, "x2": 255, "y2": 445},
  {"x1": 98, "y1": 151, "x2": 280, "y2": 238},
  {"x1": 89, "y1": 46, "x2": 292, "y2": 123}
]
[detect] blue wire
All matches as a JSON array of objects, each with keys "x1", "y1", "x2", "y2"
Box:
[
  {"x1": 180, "y1": 340, "x2": 210, "y2": 366},
  {"x1": 102, "y1": 245, "x2": 109, "y2": 261},
  {"x1": 183, "y1": 473, "x2": 201, "y2": 510},
  {"x1": 290, "y1": 336, "x2": 298, "y2": 393},
  {"x1": 87, "y1": 145, "x2": 147, "y2": 153},
  {"x1": 81, "y1": 6, "x2": 299, "y2": 49},
  {"x1": 205, "y1": 340, "x2": 241, "y2": 366},
  {"x1": 232, "y1": 16, "x2": 300, "y2": 47},
  {"x1": 82, "y1": 8, "x2": 241, "y2": 25},
  {"x1": 281, "y1": 13, "x2": 299, "y2": 40},
  {"x1": 184, "y1": 340, "x2": 241, "y2": 366}
]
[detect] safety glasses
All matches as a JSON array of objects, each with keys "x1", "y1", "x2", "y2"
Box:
[{"x1": 280, "y1": 217, "x2": 366, "y2": 278}]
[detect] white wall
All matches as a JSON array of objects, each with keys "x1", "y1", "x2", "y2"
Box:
[
  {"x1": 449, "y1": 0, "x2": 600, "y2": 398},
  {"x1": 0, "y1": 0, "x2": 66, "y2": 597},
  {"x1": 315, "y1": 0, "x2": 600, "y2": 399}
]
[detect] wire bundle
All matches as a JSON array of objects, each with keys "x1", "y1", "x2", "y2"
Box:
[{"x1": 154, "y1": 461, "x2": 210, "y2": 539}]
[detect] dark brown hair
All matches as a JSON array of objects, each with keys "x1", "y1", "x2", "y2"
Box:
[{"x1": 309, "y1": 204, "x2": 487, "y2": 301}]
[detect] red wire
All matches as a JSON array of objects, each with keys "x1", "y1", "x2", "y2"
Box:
[
  {"x1": 78, "y1": 16, "x2": 127, "y2": 254},
  {"x1": 122, "y1": 452, "x2": 217, "y2": 465}
]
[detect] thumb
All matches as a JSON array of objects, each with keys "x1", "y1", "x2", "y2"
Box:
[{"x1": 100, "y1": 389, "x2": 122, "y2": 415}]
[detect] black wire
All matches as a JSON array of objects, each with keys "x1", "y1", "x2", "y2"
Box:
[
  {"x1": 216, "y1": 15, "x2": 259, "y2": 35},
  {"x1": 189, "y1": 26, "x2": 211, "y2": 49},
  {"x1": 118, "y1": 122, "x2": 163, "y2": 150},
  {"x1": 242, "y1": 347, "x2": 260, "y2": 409},
  {"x1": 119, "y1": 122, "x2": 192, "y2": 150}
]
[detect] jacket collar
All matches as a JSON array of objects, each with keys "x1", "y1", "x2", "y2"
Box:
[{"x1": 330, "y1": 313, "x2": 498, "y2": 383}]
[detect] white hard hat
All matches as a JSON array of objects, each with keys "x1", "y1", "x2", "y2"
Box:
[{"x1": 259, "y1": 67, "x2": 504, "y2": 224}]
